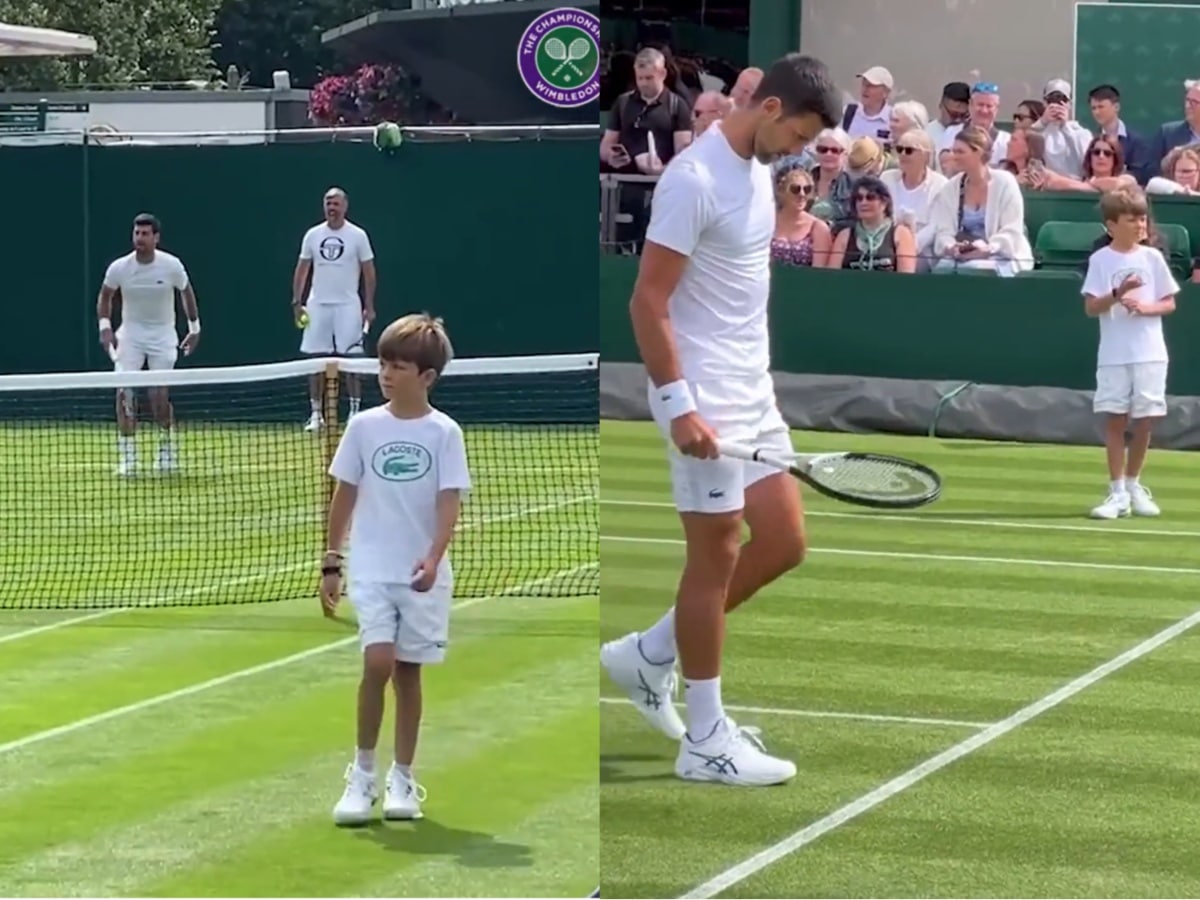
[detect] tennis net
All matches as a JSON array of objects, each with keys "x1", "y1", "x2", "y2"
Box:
[{"x1": 0, "y1": 352, "x2": 598, "y2": 609}]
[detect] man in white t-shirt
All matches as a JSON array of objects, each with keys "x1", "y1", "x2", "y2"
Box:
[
  {"x1": 320, "y1": 313, "x2": 471, "y2": 826},
  {"x1": 936, "y1": 82, "x2": 1010, "y2": 166},
  {"x1": 601, "y1": 53, "x2": 841, "y2": 788},
  {"x1": 1082, "y1": 189, "x2": 1179, "y2": 520},
  {"x1": 841, "y1": 65, "x2": 893, "y2": 144},
  {"x1": 292, "y1": 187, "x2": 377, "y2": 431},
  {"x1": 97, "y1": 213, "x2": 201, "y2": 477}
]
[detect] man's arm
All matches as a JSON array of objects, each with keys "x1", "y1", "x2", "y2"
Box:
[
  {"x1": 178, "y1": 282, "x2": 201, "y2": 354},
  {"x1": 97, "y1": 283, "x2": 118, "y2": 354}
]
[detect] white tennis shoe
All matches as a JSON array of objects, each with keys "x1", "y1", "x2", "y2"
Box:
[
  {"x1": 600, "y1": 631, "x2": 686, "y2": 740},
  {"x1": 675, "y1": 716, "x2": 797, "y2": 787},
  {"x1": 332, "y1": 763, "x2": 377, "y2": 826},
  {"x1": 1090, "y1": 490, "x2": 1131, "y2": 519},
  {"x1": 383, "y1": 764, "x2": 426, "y2": 820},
  {"x1": 1129, "y1": 483, "x2": 1161, "y2": 517},
  {"x1": 304, "y1": 411, "x2": 323, "y2": 432}
]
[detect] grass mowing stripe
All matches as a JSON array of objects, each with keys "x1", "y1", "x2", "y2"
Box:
[
  {"x1": 0, "y1": 564, "x2": 595, "y2": 757},
  {"x1": 680, "y1": 605, "x2": 1200, "y2": 899},
  {"x1": 599, "y1": 697, "x2": 989, "y2": 729},
  {"x1": 600, "y1": 498, "x2": 1200, "y2": 539},
  {"x1": 602, "y1": 534, "x2": 1200, "y2": 577}
]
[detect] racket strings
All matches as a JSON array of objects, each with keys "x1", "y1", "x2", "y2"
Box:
[{"x1": 813, "y1": 456, "x2": 938, "y2": 498}]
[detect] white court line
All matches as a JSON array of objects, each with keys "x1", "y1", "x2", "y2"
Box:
[
  {"x1": 602, "y1": 534, "x2": 1200, "y2": 577},
  {"x1": 599, "y1": 697, "x2": 989, "y2": 730},
  {"x1": 679, "y1": 604, "x2": 1200, "y2": 899},
  {"x1": 0, "y1": 494, "x2": 597, "y2": 646},
  {"x1": 601, "y1": 498, "x2": 1200, "y2": 540},
  {"x1": 0, "y1": 563, "x2": 596, "y2": 757}
]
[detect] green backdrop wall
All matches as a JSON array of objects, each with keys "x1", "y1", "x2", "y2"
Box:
[
  {"x1": 4, "y1": 138, "x2": 596, "y2": 375},
  {"x1": 1074, "y1": 1, "x2": 1200, "y2": 136},
  {"x1": 600, "y1": 254, "x2": 1200, "y2": 395}
]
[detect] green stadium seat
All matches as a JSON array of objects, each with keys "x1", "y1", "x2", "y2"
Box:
[
  {"x1": 1155, "y1": 223, "x2": 1194, "y2": 280},
  {"x1": 1034, "y1": 220, "x2": 1106, "y2": 270}
]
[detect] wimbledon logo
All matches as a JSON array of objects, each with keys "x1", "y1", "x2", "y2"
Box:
[
  {"x1": 517, "y1": 7, "x2": 599, "y2": 109},
  {"x1": 372, "y1": 441, "x2": 432, "y2": 482}
]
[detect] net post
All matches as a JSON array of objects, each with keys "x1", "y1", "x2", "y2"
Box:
[{"x1": 321, "y1": 360, "x2": 341, "y2": 516}]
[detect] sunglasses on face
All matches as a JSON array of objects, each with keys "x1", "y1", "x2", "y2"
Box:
[
  {"x1": 854, "y1": 192, "x2": 881, "y2": 202},
  {"x1": 1091, "y1": 147, "x2": 1114, "y2": 157},
  {"x1": 896, "y1": 145, "x2": 920, "y2": 155},
  {"x1": 787, "y1": 183, "x2": 813, "y2": 195},
  {"x1": 816, "y1": 145, "x2": 843, "y2": 155},
  {"x1": 1013, "y1": 112, "x2": 1034, "y2": 122}
]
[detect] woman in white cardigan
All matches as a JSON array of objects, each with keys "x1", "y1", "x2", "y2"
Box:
[
  {"x1": 929, "y1": 124, "x2": 1033, "y2": 277},
  {"x1": 880, "y1": 129, "x2": 946, "y2": 272}
]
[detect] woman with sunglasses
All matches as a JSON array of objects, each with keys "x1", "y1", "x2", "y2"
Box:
[
  {"x1": 827, "y1": 175, "x2": 917, "y2": 273},
  {"x1": 881, "y1": 130, "x2": 946, "y2": 272},
  {"x1": 1011, "y1": 100, "x2": 1045, "y2": 132},
  {"x1": 1043, "y1": 135, "x2": 1137, "y2": 193},
  {"x1": 808, "y1": 127, "x2": 855, "y2": 231},
  {"x1": 928, "y1": 125, "x2": 1033, "y2": 276},
  {"x1": 771, "y1": 163, "x2": 832, "y2": 268}
]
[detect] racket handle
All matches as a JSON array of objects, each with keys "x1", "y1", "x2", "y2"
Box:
[
  {"x1": 716, "y1": 440, "x2": 760, "y2": 462},
  {"x1": 106, "y1": 344, "x2": 118, "y2": 362}
]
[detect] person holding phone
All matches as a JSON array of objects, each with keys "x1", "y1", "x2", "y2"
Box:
[{"x1": 1031, "y1": 79, "x2": 1093, "y2": 177}]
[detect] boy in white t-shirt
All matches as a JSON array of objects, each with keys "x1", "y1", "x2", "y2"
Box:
[
  {"x1": 1082, "y1": 189, "x2": 1179, "y2": 519},
  {"x1": 320, "y1": 313, "x2": 472, "y2": 826}
]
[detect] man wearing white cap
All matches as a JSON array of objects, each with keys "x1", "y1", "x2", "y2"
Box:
[
  {"x1": 1032, "y1": 78, "x2": 1093, "y2": 177},
  {"x1": 841, "y1": 65, "x2": 894, "y2": 144}
]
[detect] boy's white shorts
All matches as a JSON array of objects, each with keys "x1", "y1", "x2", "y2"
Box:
[
  {"x1": 350, "y1": 580, "x2": 451, "y2": 664},
  {"x1": 1094, "y1": 362, "x2": 1168, "y2": 418}
]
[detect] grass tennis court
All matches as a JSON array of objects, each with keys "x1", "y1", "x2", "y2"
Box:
[
  {"x1": 601, "y1": 418, "x2": 1200, "y2": 899},
  {"x1": 0, "y1": 421, "x2": 598, "y2": 897}
]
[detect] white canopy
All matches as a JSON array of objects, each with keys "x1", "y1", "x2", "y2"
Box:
[{"x1": 0, "y1": 23, "x2": 96, "y2": 58}]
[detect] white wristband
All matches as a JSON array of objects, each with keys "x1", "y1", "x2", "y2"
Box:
[
  {"x1": 650, "y1": 379, "x2": 697, "y2": 421},
  {"x1": 187, "y1": 319, "x2": 201, "y2": 335},
  {"x1": 98, "y1": 317, "x2": 111, "y2": 332}
]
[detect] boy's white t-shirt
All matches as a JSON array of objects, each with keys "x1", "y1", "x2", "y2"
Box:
[
  {"x1": 328, "y1": 405, "x2": 472, "y2": 587},
  {"x1": 1081, "y1": 244, "x2": 1180, "y2": 367}
]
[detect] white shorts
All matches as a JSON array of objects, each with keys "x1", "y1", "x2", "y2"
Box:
[
  {"x1": 300, "y1": 303, "x2": 365, "y2": 356},
  {"x1": 1094, "y1": 362, "x2": 1168, "y2": 418},
  {"x1": 115, "y1": 324, "x2": 177, "y2": 372},
  {"x1": 648, "y1": 373, "x2": 792, "y2": 515},
  {"x1": 350, "y1": 580, "x2": 451, "y2": 664}
]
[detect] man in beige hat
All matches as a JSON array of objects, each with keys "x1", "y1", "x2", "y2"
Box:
[{"x1": 842, "y1": 64, "x2": 894, "y2": 144}]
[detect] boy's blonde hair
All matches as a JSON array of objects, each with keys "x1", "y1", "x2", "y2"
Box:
[
  {"x1": 376, "y1": 313, "x2": 454, "y2": 376},
  {"x1": 1099, "y1": 186, "x2": 1148, "y2": 224}
]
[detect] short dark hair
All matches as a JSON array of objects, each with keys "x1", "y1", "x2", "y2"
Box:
[
  {"x1": 132, "y1": 213, "x2": 160, "y2": 233},
  {"x1": 942, "y1": 81, "x2": 971, "y2": 104},
  {"x1": 1089, "y1": 84, "x2": 1121, "y2": 103},
  {"x1": 750, "y1": 54, "x2": 841, "y2": 127}
]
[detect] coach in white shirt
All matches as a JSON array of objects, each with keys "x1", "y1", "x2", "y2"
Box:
[{"x1": 293, "y1": 187, "x2": 377, "y2": 431}]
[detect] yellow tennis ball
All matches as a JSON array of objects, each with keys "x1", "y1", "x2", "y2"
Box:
[{"x1": 297, "y1": 310, "x2": 310, "y2": 328}]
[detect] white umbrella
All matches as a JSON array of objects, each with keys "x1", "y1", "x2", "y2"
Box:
[{"x1": 0, "y1": 23, "x2": 96, "y2": 58}]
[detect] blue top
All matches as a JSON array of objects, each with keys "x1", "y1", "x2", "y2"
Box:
[{"x1": 960, "y1": 206, "x2": 987, "y2": 242}]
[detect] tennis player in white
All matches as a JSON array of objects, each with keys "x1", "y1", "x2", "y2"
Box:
[
  {"x1": 293, "y1": 187, "x2": 377, "y2": 431},
  {"x1": 97, "y1": 213, "x2": 201, "y2": 477},
  {"x1": 320, "y1": 313, "x2": 471, "y2": 826},
  {"x1": 602, "y1": 54, "x2": 842, "y2": 787}
]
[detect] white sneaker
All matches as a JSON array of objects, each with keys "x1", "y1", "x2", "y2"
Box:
[
  {"x1": 383, "y1": 764, "x2": 426, "y2": 820},
  {"x1": 332, "y1": 763, "x2": 377, "y2": 826},
  {"x1": 600, "y1": 631, "x2": 686, "y2": 740},
  {"x1": 304, "y1": 412, "x2": 323, "y2": 433},
  {"x1": 676, "y1": 716, "x2": 797, "y2": 787},
  {"x1": 1129, "y1": 483, "x2": 1161, "y2": 517},
  {"x1": 114, "y1": 458, "x2": 136, "y2": 477},
  {"x1": 154, "y1": 445, "x2": 178, "y2": 473},
  {"x1": 1090, "y1": 491, "x2": 1131, "y2": 520}
]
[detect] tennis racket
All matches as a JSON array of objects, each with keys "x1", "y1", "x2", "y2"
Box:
[{"x1": 718, "y1": 440, "x2": 942, "y2": 509}]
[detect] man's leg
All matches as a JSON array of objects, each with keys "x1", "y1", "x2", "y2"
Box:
[
  {"x1": 112, "y1": 333, "x2": 144, "y2": 477},
  {"x1": 300, "y1": 307, "x2": 331, "y2": 430},
  {"x1": 146, "y1": 336, "x2": 179, "y2": 472},
  {"x1": 336, "y1": 305, "x2": 364, "y2": 418}
]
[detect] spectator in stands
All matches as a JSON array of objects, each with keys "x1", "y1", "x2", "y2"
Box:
[
  {"x1": 771, "y1": 162, "x2": 832, "y2": 268},
  {"x1": 1001, "y1": 127, "x2": 1048, "y2": 185},
  {"x1": 692, "y1": 90, "x2": 732, "y2": 136},
  {"x1": 1049, "y1": 135, "x2": 1138, "y2": 192},
  {"x1": 1150, "y1": 79, "x2": 1200, "y2": 173},
  {"x1": 939, "y1": 148, "x2": 959, "y2": 178},
  {"x1": 929, "y1": 125, "x2": 1032, "y2": 276},
  {"x1": 889, "y1": 100, "x2": 930, "y2": 145},
  {"x1": 842, "y1": 66, "x2": 894, "y2": 144},
  {"x1": 1089, "y1": 84, "x2": 1152, "y2": 184},
  {"x1": 881, "y1": 129, "x2": 947, "y2": 271},
  {"x1": 1147, "y1": 144, "x2": 1200, "y2": 196},
  {"x1": 937, "y1": 82, "x2": 1010, "y2": 165},
  {"x1": 1030, "y1": 79, "x2": 1093, "y2": 177},
  {"x1": 810, "y1": 127, "x2": 855, "y2": 230},
  {"x1": 828, "y1": 175, "x2": 917, "y2": 273},
  {"x1": 1012, "y1": 99, "x2": 1045, "y2": 132},
  {"x1": 848, "y1": 137, "x2": 886, "y2": 178},
  {"x1": 729, "y1": 67, "x2": 763, "y2": 108},
  {"x1": 926, "y1": 82, "x2": 971, "y2": 156},
  {"x1": 600, "y1": 48, "x2": 693, "y2": 174}
]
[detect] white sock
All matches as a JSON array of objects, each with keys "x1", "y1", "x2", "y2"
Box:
[
  {"x1": 393, "y1": 762, "x2": 412, "y2": 778},
  {"x1": 310, "y1": 398, "x2": 321, "y2": 414},
  {"x1": 355, "y1": 748, "x2": 375, "y2": 772},
  {"x1": 683, "y1": 676, "x2": 724, "y2": 741},
  {"x1": 160, "y1": 427, "x2": 174, "y2": 449},
  {"x1": 1126, "y1": 474, "x2": 1140, "y2": 488},
  {"x1": 118, "y1": 435, "x2": 135, "y2": 459},
  {"x1": 349, "y1": 397, "x2": 361, "y2": 414},
  {"x1": 639, "y1": 608, "x2": 676, "y2": 664},
  {"x1": 1111, "y1": 477, "x2": 1126, "y2": 494}
]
